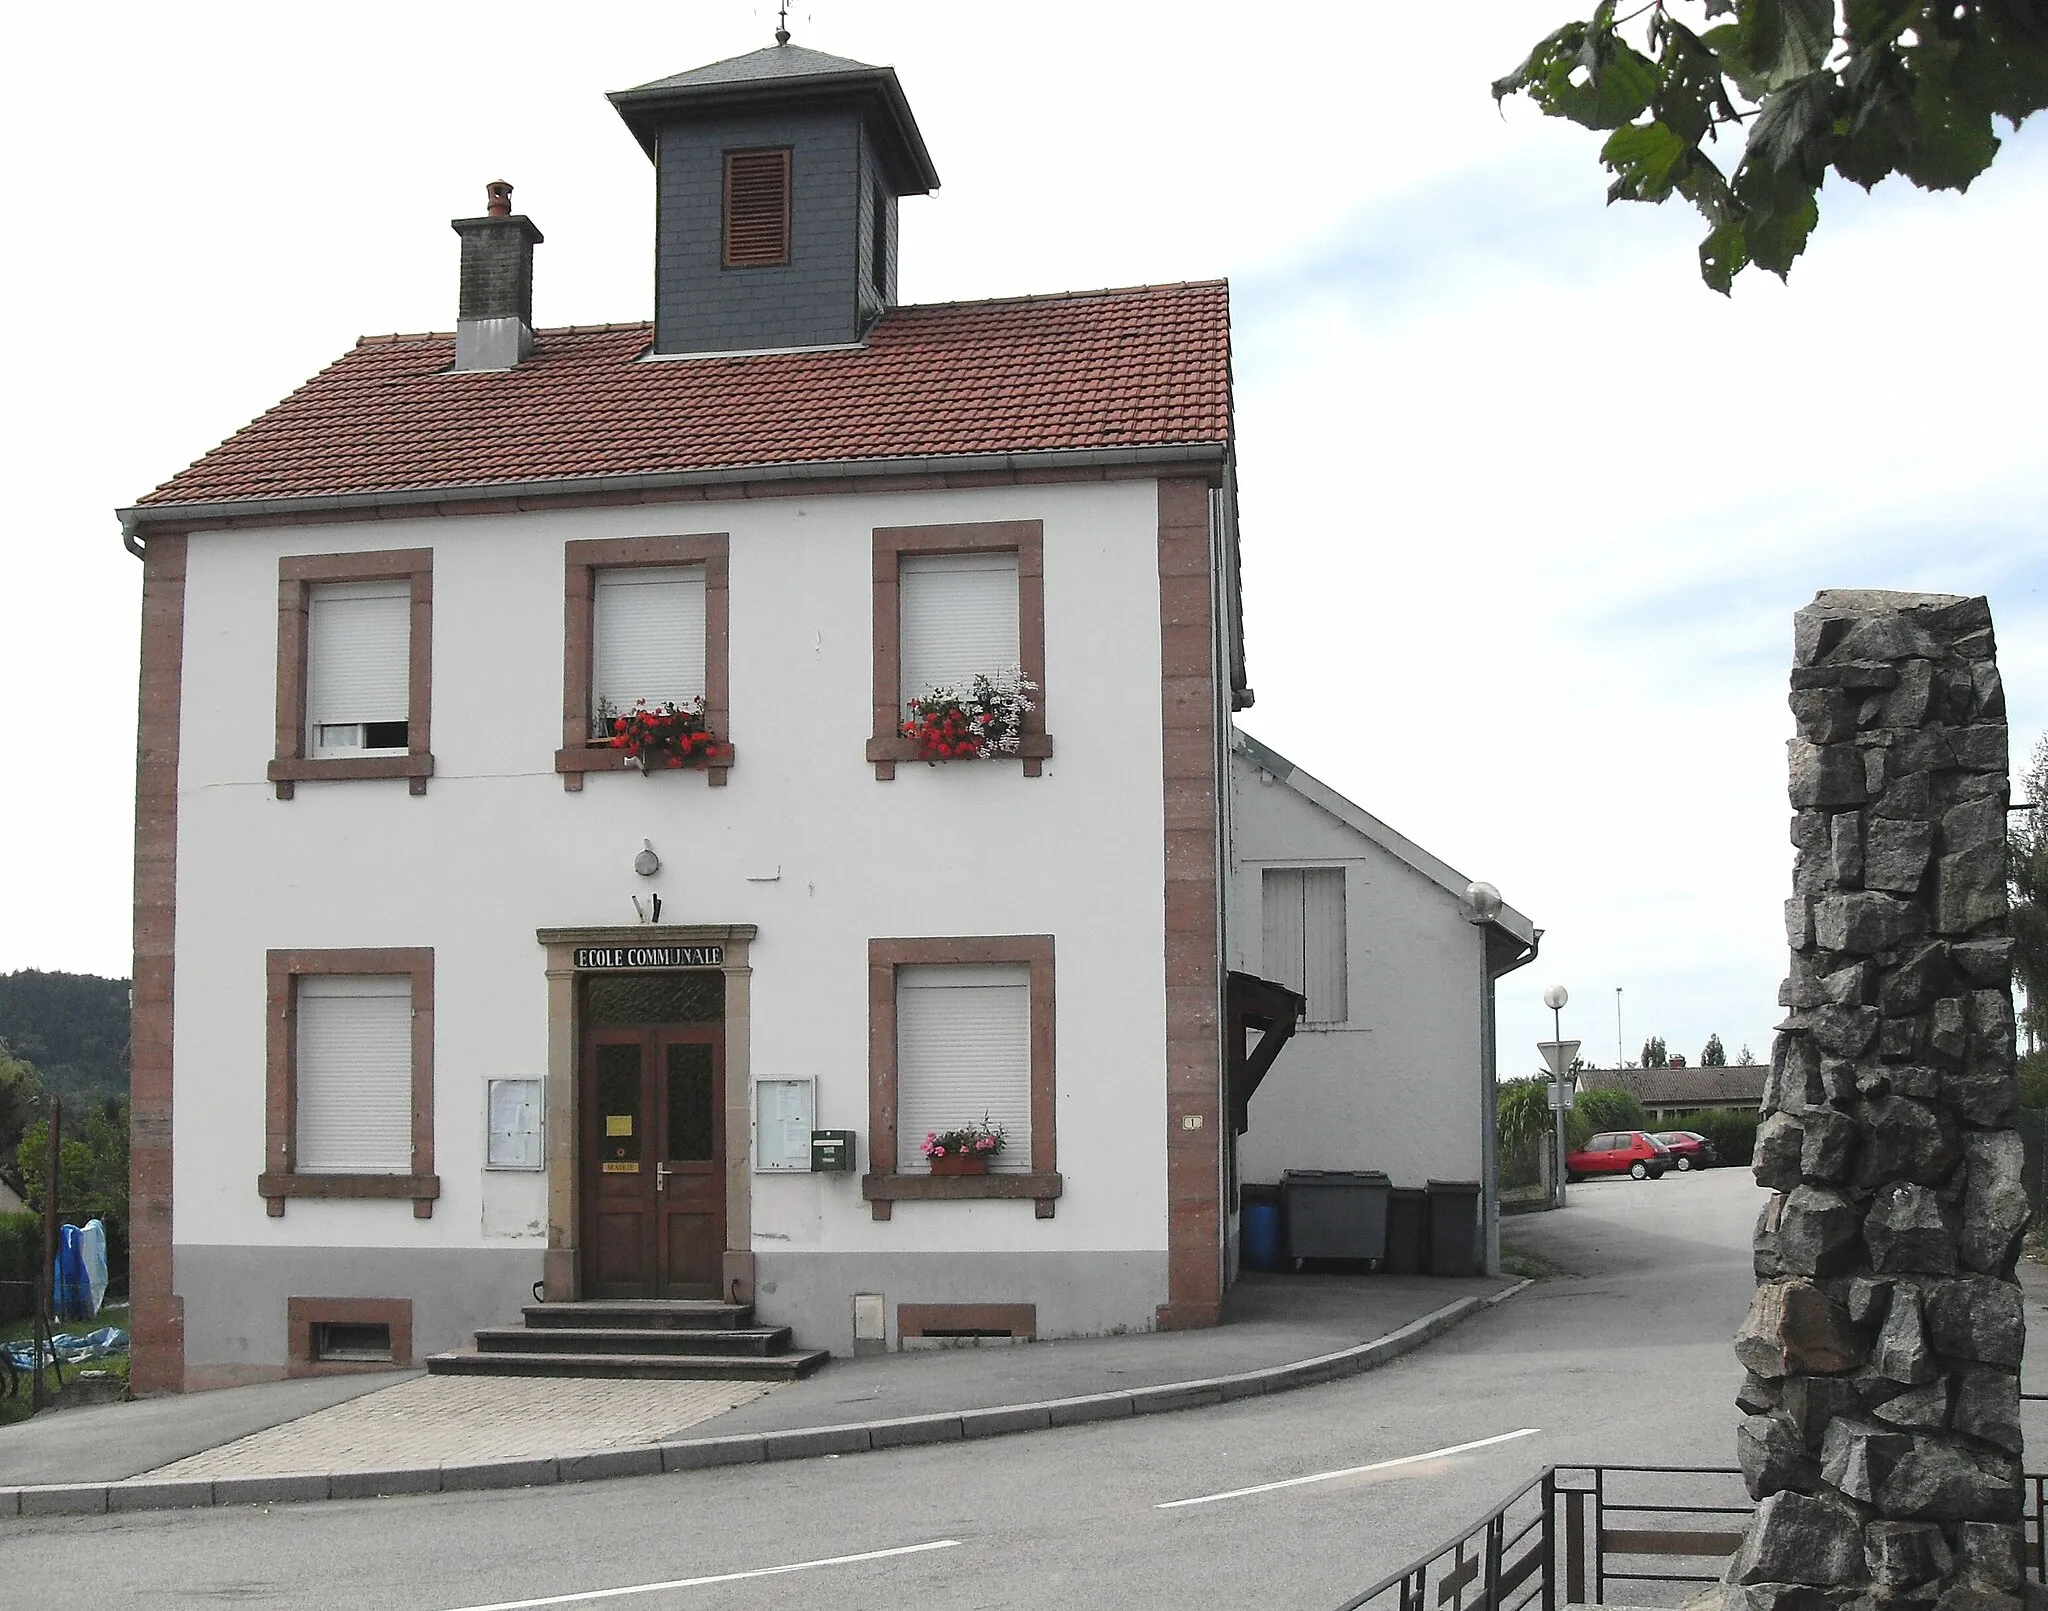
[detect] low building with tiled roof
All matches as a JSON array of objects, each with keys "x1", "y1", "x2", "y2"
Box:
[
  {"x1": 1570, "y1": 1064, "x2": 1769, "y2": 1118},
  {"x1": 120, "y1": 33, "x2": 1535, "y2": 1396}
]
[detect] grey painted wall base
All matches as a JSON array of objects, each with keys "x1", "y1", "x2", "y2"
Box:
[
  {"x1": 752, "y1": 1248, "x2": 1170, "y2": 1356},
  {"x1": 175, "y1": 1244, "x2": 546, "y2": 1374}
]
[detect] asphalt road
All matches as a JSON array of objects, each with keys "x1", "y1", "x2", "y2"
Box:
[{"x1": 3, "y1": 1169, "x2": 1770, "y2": 1610}]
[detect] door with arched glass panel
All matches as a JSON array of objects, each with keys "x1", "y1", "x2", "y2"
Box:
[{"x1": 579, "y1": 972, "x2": 725, "y2": 1300}]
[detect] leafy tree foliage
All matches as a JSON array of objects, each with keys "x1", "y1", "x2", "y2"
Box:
[
  {"x1": 1576, "y1": 1086, "x2": 1651, "y2": 1132},
  {"x1": 0, "y1": 1041, "x2": 44, "y2": 1182},
  {"x1": 17, "y1": 1098, "x2": 130, "y2": 1279},
  {"x1": 2013, "y1": 734, "x2": 2048, "y2": 1055},
  {"x1": 0, "y1": 971, "x2": 130, "y2": 1108},
  {"x1": 1494, "y1": 1, "x2": 2048, "y2": 290},
  {"x1": 1739, "y1": 1042, "x2": 1756, "y2": 1063},
  {"x1": 1641, "y1": 1035, "x2": 1671, "y2": 1067},
  {"x1": 1701, "y1": 1032, "x2": 1729, "y2": 1065}
]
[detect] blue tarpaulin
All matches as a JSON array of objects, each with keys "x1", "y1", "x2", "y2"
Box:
[{"x1": 4, "y1": 1326, "x2": 128, "y2": 1373}]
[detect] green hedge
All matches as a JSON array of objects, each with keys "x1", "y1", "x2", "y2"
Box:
[
  {"x1": 0, "y1": 1213, "x2": 39, "y2": 1325},
  {"x1": 1655, "y1": 1107, "x2": 1760, "y2": 1167},
  {"x1": 1573, "y1": 1087, "x2": 1647, "y2": 1135}
]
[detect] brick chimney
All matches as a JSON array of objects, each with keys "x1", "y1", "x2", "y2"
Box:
[{"x1": 450, "y1": 180, "x2": 543, "y2": 372}]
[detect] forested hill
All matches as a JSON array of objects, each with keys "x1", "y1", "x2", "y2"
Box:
[{"x1": 0, "y1": 971, "x2": 130, "y2": 1106}]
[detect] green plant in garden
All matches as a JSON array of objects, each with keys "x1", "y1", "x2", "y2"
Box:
[
  {"x1": 17, "y1": 1099, "x2": 129, "y2": 1280},
  {"x1": 1659, "y1": 1106, "x2": 1761, "y2": 1165},
  {"x1": 1494, "y1": 0, "x2": 2048, "y2": 291},
  {"x1": 1575, "y1": 1086, "x2": 1650, "y2": 1134}
]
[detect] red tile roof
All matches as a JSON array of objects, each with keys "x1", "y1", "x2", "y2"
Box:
[{"x1": 138, "y1": 282, "x2": 1231, "y2": 509}]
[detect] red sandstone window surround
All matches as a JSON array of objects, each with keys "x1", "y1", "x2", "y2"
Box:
[
  {"x1": 863, "y1": 935, "x2": 1059, "y2": 1220},
  {"x1": 270, "y1": 549, "x2": 434, "y2": 799},
  {"x1": 261, "y1": 948, "x2": 438, "y2": 1219},
  {"x1": 866, "y1": 520, "x2": 1052, "y2": 780},
  {"x1": 556, "y1": 534, "x2": 732, "y2": 789}
]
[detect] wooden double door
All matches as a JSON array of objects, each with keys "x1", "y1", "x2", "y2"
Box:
[{"x1": 580, "y1": 1019, "x2": 726, "y2": 1300}]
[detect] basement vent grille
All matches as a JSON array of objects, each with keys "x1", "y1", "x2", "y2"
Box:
[
  {"x1": 724, "y1": 148, "x2": 792, "y2": 268},
  {"x1": 313, "y1": 1321, "x2": 393, "y2": 1363}
]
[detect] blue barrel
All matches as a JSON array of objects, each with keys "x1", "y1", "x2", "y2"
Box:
[{"x1": 1243, "y1": 1201, "x2": 1282, "y2": 1271}]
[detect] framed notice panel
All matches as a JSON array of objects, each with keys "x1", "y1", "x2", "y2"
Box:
[
  {"x1": 486, "y1": 1077, "x2": 546, "y2": 1170},
  {"x1": 753, "y1": 1078, "x2": 816, "y2": 1173}
]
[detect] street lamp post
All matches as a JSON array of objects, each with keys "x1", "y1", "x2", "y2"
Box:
[{"x1": 1537, "y1": 985, "x2": 1579, "y2": 1211}]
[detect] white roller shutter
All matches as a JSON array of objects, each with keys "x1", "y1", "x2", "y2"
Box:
[
  {"x1": 307, "y1": 581, "x2": 410, "y2": 732},
  {"x1": 296, "y1": 975, "x2": 413, "y2": 1173},
  {"x1": 1261, "y1": 869, "x2": 1305, "y2": 999},
  {"x1": 896, "y1": 964, "x2": 1032, "y2": 1172},
  {"x1": 1262, "y1": 867, "x2": 1347, "y2": 1023},
  {"x1": 899, "y1": 552, "x2": 1020, "y2": 701},
  {"x1": 1301, "y1": 868, "x2": 1348, "y2": 1023},
  {"x1": 593, "y1": 566, "x2": 707, "y2": 717}
]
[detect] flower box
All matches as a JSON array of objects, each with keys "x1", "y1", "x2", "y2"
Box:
[
  {"x1": 602, "y1": 699, "x2": 729, "y2": 774},
  {"x1": 927, "y1": 1153, "x2": 990, "y2": 1177},
  {"x1": 901, "y1": 668, "x2": 1037, "y2": 762}
]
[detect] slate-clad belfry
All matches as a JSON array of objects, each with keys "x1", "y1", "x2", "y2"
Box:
[{"x1": 1730, "y1": 591, "x2": 2027, "y2": 1611}]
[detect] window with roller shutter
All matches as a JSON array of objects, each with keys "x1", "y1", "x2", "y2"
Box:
[
  {"x1": 1262, "y1": 867, "x2": 1348, "y2": 1024},
  {"x1": 723, "y1": 148, "x2": 791, "y2": 268},
  {"x1": 269, "y1": 549, "x2": 433, "y2": 798},
  {"x1": 894, "y1": 965, "x2": 1032, "y2": 1173},
  {"x1": 866, "y1": 521, "x2": 1053, "y2": 778},
  {"x1": 898, "y1": 552, "x2": 1020, "y2": 703},
  {"x1": 556, "y1": 534, "x2": 732, "y2": 786},
  {"x1": 295, "y1": 975, "x2": 413, "y2": 1173},
  {"x1": 261, "y1": 947, "x2": 438, "y2": 1217},
  {"x1": 591, "y1": 566, "x2": 707, "y2": 725},
  {"x1": 307, "y1": 581, "x2": 411, "y2": 757},
  {"x1": 863, "y1": 935, "x2": 1060, "y2": 1216}
]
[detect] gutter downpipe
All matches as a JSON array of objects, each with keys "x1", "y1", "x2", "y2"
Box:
[
  {"x1": 1481, "y1": 925, "x2": 1541, "y2": 1275},
  {"x1": 121, "y1": 511, "x2": 145, "y2": 560}
]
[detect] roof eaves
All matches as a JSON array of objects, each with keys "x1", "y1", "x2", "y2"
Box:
[
  {"x1": 1230, "y1": 727, "x2": 1538, "y2": 946},
  {"x1": 123, "y1": 440, "x2": 1231, "y2": 530}
]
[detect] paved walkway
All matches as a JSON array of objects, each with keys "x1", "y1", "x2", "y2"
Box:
[
  {"x1": 0, "y1": 1267, "x2": 1513, "y2": 1511},
  {"x1": 144, "y1": 1376, "x2": 772, "y2": 1480}
]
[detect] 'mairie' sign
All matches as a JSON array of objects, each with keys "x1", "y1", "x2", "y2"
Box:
[{"x1": 573, "y1": 946, "x2": 724, "y2": 970}]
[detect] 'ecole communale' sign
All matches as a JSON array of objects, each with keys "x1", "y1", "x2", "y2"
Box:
[{"x1": 573, "y1": 946, "x2": 724, "y2": 970}]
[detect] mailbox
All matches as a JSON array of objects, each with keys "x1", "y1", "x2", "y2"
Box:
[{"x1": 810, "y1": 1130, "x2": 856, "y2": 1173}]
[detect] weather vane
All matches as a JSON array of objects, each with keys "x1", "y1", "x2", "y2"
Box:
[{"x1": 775, "y1": 1, "x2": 791, "y2": 45}]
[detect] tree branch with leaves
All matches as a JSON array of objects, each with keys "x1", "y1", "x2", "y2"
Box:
[{"x1": 1494, "y1": 0, "x2": 2048, "y2": 290}]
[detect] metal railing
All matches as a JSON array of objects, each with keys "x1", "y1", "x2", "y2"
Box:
[{"x1": 1336, "y1": 1463, "x2": 2045, "y2": 1611}]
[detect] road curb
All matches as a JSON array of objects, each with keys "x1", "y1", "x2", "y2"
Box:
[{"x1": 0, "y1": 1279, "x2": 1530, "y2": 1519}]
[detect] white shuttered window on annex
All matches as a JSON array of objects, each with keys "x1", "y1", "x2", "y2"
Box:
[
  {"x1": 899, "y1": 552, "x2": 1020, "y2": 702},
  {"x1": 306, "y1": 581, "x2": 409, "y2": 738},
  {"x1": 895, "y1": 964, "x2": 1032, "y2": 1172},
  {"x1": 295, "y1": 975, "x2": 413, "y2": 1174},
  {"x1": 593, "y1": 567, "x2": 707, "y2": 718},
  {"x1": 1262, "y1": 868, "x2": 1348, "y2": 1024}
]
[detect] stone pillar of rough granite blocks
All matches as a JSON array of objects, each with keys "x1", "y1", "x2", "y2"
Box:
[{"x1": 1728, "y1": 590, "x2": 2026, "y2": 1611}]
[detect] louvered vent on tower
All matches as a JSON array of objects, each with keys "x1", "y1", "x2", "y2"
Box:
[{"x1": 723, "y1": 148, "x2": 792, "y2": 267}]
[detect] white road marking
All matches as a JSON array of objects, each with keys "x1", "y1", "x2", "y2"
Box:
[
  {"x1": 430, "y1": 1540, "x2": 964, "y2": 1611},
  {"x1": 1156, "y1": 1427, "x2": 1543, "y2": 1510}
]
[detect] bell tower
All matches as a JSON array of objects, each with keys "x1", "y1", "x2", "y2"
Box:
[{"x1": 609, "y1": 40, "x2": 940, "y2": 356}]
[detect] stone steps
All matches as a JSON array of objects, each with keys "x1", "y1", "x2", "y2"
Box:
[
  {"x1": 427, "y1": 1348, "x2": 827, "y2": 1382},
  {"x1": 426, "y1": 1298, "x2": 827, "y2": 1382}
]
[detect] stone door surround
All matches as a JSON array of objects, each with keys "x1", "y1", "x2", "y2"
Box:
[{"x1": 536, "y1": 925, "x2": 757, "y2": 1305}]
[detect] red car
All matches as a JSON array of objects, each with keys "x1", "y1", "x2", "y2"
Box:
[
  {"x1": 1650, "y1": 1130, "x2": 1719, "y2": 1171},
  {"x1": 1565, "y1": 1130, "x2": 1671, "y2": 1181}
]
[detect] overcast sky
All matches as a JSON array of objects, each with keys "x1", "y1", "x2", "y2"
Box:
[{"x1": 2, "y1": 1, "x2": 2042, "y2": 1079}]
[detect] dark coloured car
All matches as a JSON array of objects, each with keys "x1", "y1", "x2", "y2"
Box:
[
  {"x1": 1651, "y1": 1130, "x2": 1719, "y2": 1171},
  {"x1": 1564, "y1": 1130, "x2": 1671, "y2": 1182}
]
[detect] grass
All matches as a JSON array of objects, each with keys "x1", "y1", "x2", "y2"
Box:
[{"x1": 0, "y1": 1301, "x2": 131, "y2": 1427}]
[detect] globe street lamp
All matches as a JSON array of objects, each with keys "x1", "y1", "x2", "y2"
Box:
[{"x1": 1537, "y1": 984, "x2": 1579, "y2": 1211}]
